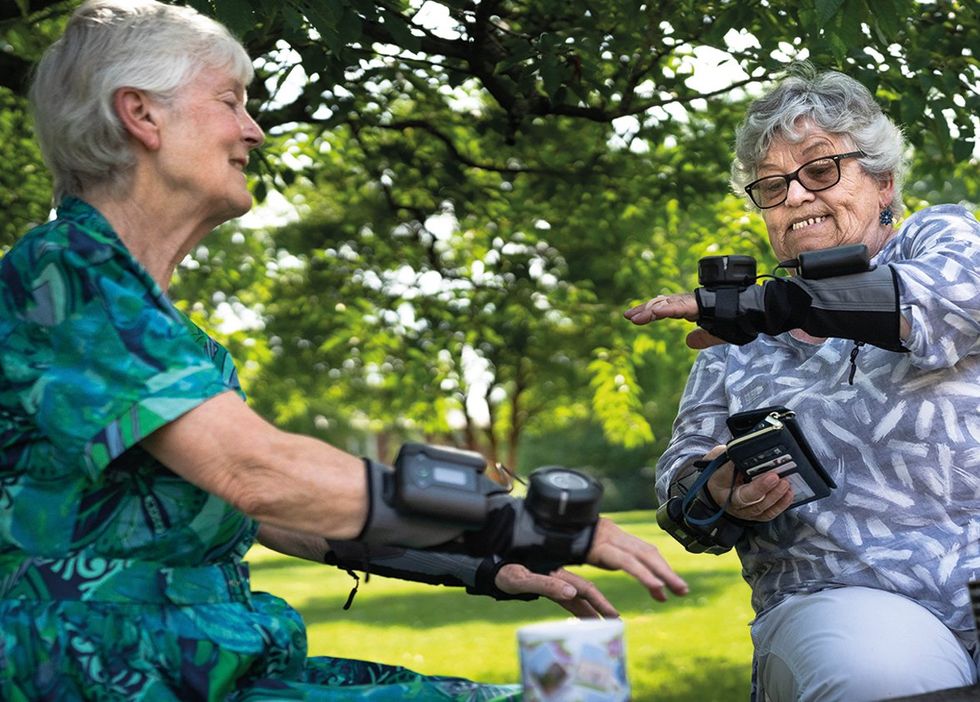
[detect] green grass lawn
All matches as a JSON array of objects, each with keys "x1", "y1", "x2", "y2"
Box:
[{"x1": 247, "y1": 510, "x2": 755, "y2": 701}]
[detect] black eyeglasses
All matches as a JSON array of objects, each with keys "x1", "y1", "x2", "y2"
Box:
[{"x1": 744, "y1": 151, "x2": 865, "y2": 209}]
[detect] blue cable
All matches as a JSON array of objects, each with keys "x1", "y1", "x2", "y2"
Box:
[{"x1": 680, "y1": 453, "x2": 732, "y2": 527}]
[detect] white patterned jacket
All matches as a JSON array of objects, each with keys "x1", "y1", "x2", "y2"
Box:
[{"x1": 657, "y1": 204, "x2": 980, "y2": 640}]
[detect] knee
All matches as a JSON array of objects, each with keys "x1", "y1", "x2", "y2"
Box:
[
  {"x1": 807, "y1": 649, "x2": 973, "y2": 702},
  {"x1": 764, "y1": 636, "x2": 975, "y2": 702},
  {"x1": 755, "y1": 590, "x2": 977, "y2": 702}
]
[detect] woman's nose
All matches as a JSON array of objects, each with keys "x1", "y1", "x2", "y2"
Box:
[
  {"x1": 783, "y1": 177, "x2": 813, "y2": 206},
  {"x1": 243, "y1": 111, "x2": 264, "y2": 148}
]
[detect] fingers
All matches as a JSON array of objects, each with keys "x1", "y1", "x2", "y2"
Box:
[
  {"x1": 556, "y1": 596, "x2": 603, "y2": 619},
  {"x1": 623, "y1": 294, "x2": 699, "y2": 325},
  {"x1": 726, "y1": 472, "x2": 794, "y2": 521},
  {"x1": 586, "y1": 519, "x2": 689, "y2": 601},
  {"x1": 589, "y1": 541, "x2": 668, "y2": 602},
  {"x1": 495, "y1": 563, "x2": 577, "y2": 600},
  {"x1": 494, "y1": 565, "x2": 616, "y2": 619},
  {"x1": 553, "y1": 569, "x2": 619, "y2": 619}
]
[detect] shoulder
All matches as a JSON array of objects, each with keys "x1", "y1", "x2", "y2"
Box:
[
  {"x1": 902, "y1": 203, "x2": 978, "y2": 229},
  {"x1": 4, "y1": 203, "x2": 116, "y2": 279},
  {"x1": 898, "y1": 204, "x2": 979, "y2": 241},
  {"x1": 887, "y1": 204, "x2": 980, "y2": 260},
  {"x1": 1, "y1": 200, "x2": 153, "y2": 323}
]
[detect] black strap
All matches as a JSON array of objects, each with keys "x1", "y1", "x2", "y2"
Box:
[
  {"x1": 341, "y1": 569, "x2": 360, "y2": 610},
  {"x1": 323, "y1": 539, "x2": 539, "y2": 606},
  {"x1": 696, "y1": 266, "x2": 907, "y2": 352}
]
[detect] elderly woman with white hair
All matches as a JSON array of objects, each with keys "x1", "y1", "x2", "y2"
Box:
[
  {"x1": 0, "y1": 1, "x2": 689, "y2": 699},
  {"x1": 626, "y1": 66, "x2": 980, "y2": 701}
]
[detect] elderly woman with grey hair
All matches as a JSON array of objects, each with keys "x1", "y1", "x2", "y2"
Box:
[
  {"x1": 626, "y1": 65, "x2": 980, "y2": 700},
  {"x1": 0, "y1": 0, "x2": 690, "y2": 699}
]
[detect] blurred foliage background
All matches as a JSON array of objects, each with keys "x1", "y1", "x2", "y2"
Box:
[{"x1": 2, "y1": 0, "x2": 977, "y2": 509}]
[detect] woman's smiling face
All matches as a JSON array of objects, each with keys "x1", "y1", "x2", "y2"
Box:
[{"x1": 759, "y1": 124, "x2": 894, "y2": 262}]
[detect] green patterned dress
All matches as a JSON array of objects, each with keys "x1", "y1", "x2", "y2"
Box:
[{"x1": 0, "y1": 198, "x2": 520, "y2": 702}]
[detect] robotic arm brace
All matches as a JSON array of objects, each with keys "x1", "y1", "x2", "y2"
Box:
[
  {"x1": 358, "y1": 443, "x2": 603, "y2": 574},
  {"x1": 694, "y1": 244, "x2": 907, "y2": 351}
]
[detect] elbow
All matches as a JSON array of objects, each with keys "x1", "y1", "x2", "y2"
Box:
[
  {"x1": 217, "y1": 434, "x2": 291, "y2": 521},
  {"x1": 228, "y1": 479, "x2": 277, "y2": 521}
]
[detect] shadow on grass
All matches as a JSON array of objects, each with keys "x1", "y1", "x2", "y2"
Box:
[
  {"x1": 249, "y1": 557, "x2": 313, "y2": 574},
  {"x1": 278, "y1": 566, "x2": 743, "y2": 628},
  {"x1": 633, "y1": 656, "x2": 752, "y2": 702}
]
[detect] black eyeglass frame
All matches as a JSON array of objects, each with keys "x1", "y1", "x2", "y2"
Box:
[{"x1": 744, "y1": 151, "x2": 866, "y2": 209}]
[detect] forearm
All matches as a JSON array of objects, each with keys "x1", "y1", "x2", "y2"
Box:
[
  {"x1": 145, "y1": 396, "x2": 596, "y2": 570},
  {"x1": 655, "y1": 350, "x2": 731, "y2": 500},
  {"x1": 234, "y1": 429, "x2": 369, "y2": 538},
  {"x1": 695, "y1": 265, "x2": 908, "y2": 351},
  {"x1": 142, "y1": 391, "x2": 369, "y2": 541},
  {"x1": 256, "y1": 523, "x2": 329, "y2": 562}
]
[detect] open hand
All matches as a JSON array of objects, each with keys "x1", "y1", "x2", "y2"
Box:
[
  {"x1": 623, "y1": 293, "x2": 699, "y2": 324},
  {"x1": 583, "y1": 518, "x2": 689, "y2": 602},
  {"x1": 623, "y1": 294, "x2": 728, "y2": 349},
  {"x1": 495, "y1": 564, "x2": 621, "y2": 618}
]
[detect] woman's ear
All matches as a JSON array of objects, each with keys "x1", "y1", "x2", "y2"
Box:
[
  {"x1": 878, "y1": 173, "x2": 895, "y2": 211},
  {"x1": 113, "y1": 87, "x2": 163, "y2": 151}
]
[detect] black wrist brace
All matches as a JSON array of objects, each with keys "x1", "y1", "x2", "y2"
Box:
[
  {"x1": 357, "y1": 458, "x2": 595, "y2": 572},
  {"x1": 696, "y1": 265, "x2": 906, "y2": 351},
  {"x1": 462, "y1": 494, "x2": 595, "y2": 574},
  {"x1": 656, "y1": 460, "x2": 749, "y2": 555},
  {"x1": 357, "y1": 458, "x2": 465, "y2": 549},
  {"x1": 324, "y1": 540, "x2": 537, "y2": 601}
]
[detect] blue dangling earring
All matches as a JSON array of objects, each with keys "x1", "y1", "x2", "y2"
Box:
[{"x1": 879, "y1": 207, "x2": 894, "y2": 226}]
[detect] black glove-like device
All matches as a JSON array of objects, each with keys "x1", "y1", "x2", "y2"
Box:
[
  {"x1": 656, "y1": 459, "x2": 747, "y2": 555},
  {"x1": 359, "y1": 443, "x2": 603, "y2": 573},
  {"x1": 694, "y1": 244, "x2": 905, "y2": 352},
  {"x1": 725, "y1": 407, "x2": 835, "y2": 507}
]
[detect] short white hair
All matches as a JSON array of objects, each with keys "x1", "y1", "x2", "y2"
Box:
[
  {"x1": 29, "y1": 0, "x2": 254, "y2": 203},
  {"x1": 732, "y1": 64, "x2": 908, "y2": 216}
]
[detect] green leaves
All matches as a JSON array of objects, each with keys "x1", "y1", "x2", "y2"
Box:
[
  {"x1": 588, "y1": 348, "x2": 655, "y2": 449},
  {"x1": 303, "y1": 2, "x2": 361, "y2": 54},
  {"x1": 212, "y1": 0, "x2": 255, "y2": 38},
  {"x1": 815, "y1": 0, "x2": 847, "y2": 25},
  {"x1": 3, "y1": 0, "x2": 977, "y2": 497}
]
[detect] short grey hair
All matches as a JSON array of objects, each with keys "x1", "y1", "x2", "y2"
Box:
[
  {"x1": 732, "y1": 64, "x2": 908, "y2": 216},
  {"x1": 29, "y1": 0, "x2": 254, "y2": 203}
]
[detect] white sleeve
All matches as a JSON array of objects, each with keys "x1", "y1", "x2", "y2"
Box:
[
  {"x1": 889, "y1": 205, "x2": 980, "y2": 370},
  {"x1": 655, "y1": 346, "x2": 731, "y2": 502}
]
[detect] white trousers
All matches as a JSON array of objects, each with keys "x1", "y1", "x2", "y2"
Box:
[{"x1": 751, "y1": 586, "x2": 978, "y2": 702}]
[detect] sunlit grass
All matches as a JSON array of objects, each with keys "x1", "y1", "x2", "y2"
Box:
[{"x1": 247, "y1": 510, "x2": 754, "y2": 701}]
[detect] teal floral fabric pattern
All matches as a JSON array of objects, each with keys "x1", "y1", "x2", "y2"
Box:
[{"x1": 0, "y1": 199, "x2": 520, "y2": 701}]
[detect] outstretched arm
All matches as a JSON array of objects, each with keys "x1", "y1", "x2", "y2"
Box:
[
  {"x1": 256, "y1": 523, "x2": 656, "y2": 618},
  {"x1": 624, "y1": 272, "x2": 912, "y2": 349}
]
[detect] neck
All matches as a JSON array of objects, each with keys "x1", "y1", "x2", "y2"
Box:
[
  {"x1": 82, "y1": 181, "x2": 217, "y2": 292},
  {"x1": 866, "y1": 223, "x2": 897, "y2": 259}
]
